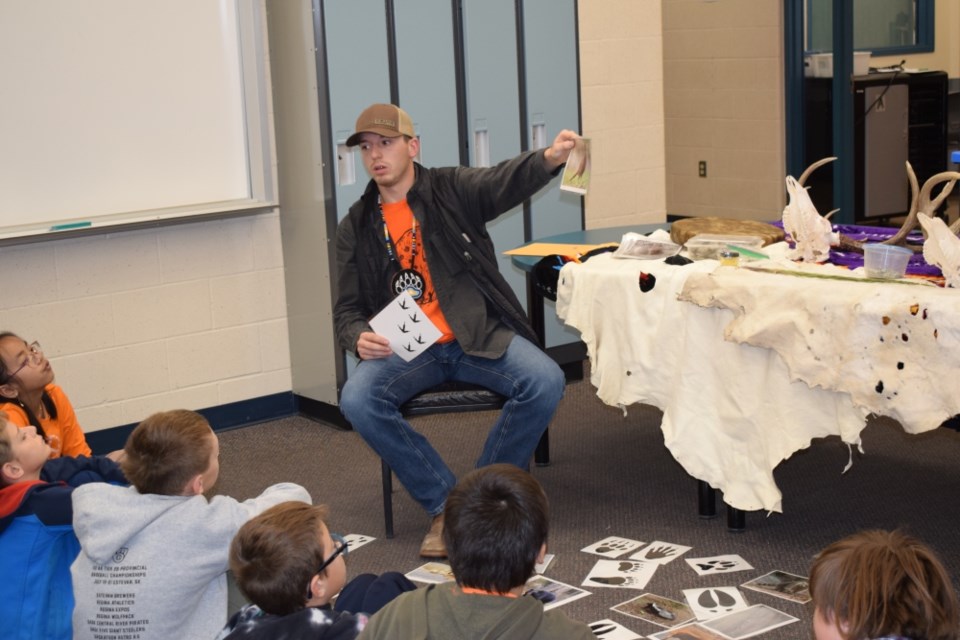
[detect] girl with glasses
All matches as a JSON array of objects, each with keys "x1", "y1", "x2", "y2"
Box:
[{"x1": 0, "y1": 332, "x2": 92, "y2": 458}]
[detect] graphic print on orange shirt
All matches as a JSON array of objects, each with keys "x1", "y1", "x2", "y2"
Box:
[{"x1": 382, "y1": 200, "x2": 454, "y2": 342}]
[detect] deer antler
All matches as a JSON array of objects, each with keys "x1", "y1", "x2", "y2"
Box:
[
  {"x1": 879, "y1": 164, "x2": 958, "y2": 252},
  {"x1": 797, "y1": 157, "x2": 836, "y2": 187},
  {"x1": 882, "y1": 162, "x2": 921, "y2": 248}
]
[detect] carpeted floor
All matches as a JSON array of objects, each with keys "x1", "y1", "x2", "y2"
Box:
[{"x1": 214, "y1": 370, "x2": 960, "y2": 639}]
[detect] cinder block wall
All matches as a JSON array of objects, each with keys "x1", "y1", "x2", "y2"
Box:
[
  {"x1": 0, "y1": 214, "x2": 291, "y2": 432},
  {"x1": 662, "y1": 0, "x2": 786, "y2": 221}
]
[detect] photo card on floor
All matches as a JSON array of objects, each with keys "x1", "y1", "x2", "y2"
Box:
[
  {"x1": 534, "y1": 553, "x2": 555, "y2": 575},
  {"x1": 586, "y1": 619, "x2": 643, "y2": 639},
  {"x1": 682, "y1": 586, "x2": 749, "y2": 620},
  {"x1": 685, "y1": 554, "x2": 753, "y2": 576},
  {"x1": 611, "y1": 592, "x2": 695, "y2": 629},
  {"x1": 740, "y1": 570, "x2": 811, "y2": 604},
  {"x1": 522, "y1": 575, "x2": 591, "y2": 611},
  {"x1": 404, "y1": 562, "x2": 454, "y2": 584},
  {"x1": 583, "y1": 559, "x2": 658, "y2": 590},
  {"x1": 629, "y1": 540, "x2": 691, "y2": 565},
  {"x1": 648, "y1": 622, "x2": 730, "y2": 639},
  {"x1": 700, "y1": 603, "x2": 799, "y2": 639},
  {"x1": 341, "y1": 533, "x2": 376, "y2": 551},
  {"x1": 582, "y1": 536, "x2": 646, "y2": 558}
]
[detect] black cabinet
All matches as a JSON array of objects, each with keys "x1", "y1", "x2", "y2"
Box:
[{"x1": 804, "y1": 71, "x2": 948, "y2": 223}]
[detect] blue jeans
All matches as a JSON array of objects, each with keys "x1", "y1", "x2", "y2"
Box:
[{"x1": 339, "y1": 335, "x2": 564, "y2": 515}]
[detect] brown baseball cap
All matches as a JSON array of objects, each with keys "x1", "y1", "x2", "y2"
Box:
[{"x1": 345, "y1": 103, "x2": 416, "y2": 147}]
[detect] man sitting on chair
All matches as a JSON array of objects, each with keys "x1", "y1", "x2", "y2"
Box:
[{"x1": 334, "y1": 103, "x2": 574, "y2": 558}]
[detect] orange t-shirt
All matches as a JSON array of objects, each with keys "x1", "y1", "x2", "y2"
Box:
[
  {"x1": 1, "y1": 383, "x2": 92, "y2": 458},
  {"x1": 381, "y1": 199, "x2": 455, "y2": 343}
]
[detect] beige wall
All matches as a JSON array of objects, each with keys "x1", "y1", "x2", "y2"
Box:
[
  {"x1": 578, "y1": 0, "x2": 668, "y2": 228},
  {"x1": 0, "y1": 213, "x2": 292, "y2": 432},
  {"x1": 661, "y1": 0, "x2": 786, "y2": 221}
]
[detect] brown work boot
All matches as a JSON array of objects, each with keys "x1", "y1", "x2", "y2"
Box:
[{"x1": 419, "y1": 513, "x2": 447, "y2": 558}]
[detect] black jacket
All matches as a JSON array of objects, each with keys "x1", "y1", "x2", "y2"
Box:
[{"x1": 334, "y1": 150, "x2": 560, "y2": 359}]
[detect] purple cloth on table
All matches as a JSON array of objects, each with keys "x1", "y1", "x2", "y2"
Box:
[{"x1": 773, "y1": 221, "x2": 941, "y2": 276}]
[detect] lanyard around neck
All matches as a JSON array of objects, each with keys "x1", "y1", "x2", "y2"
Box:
[{"x1": 379, "y1": 196, "x2": 417, "y2": 266}]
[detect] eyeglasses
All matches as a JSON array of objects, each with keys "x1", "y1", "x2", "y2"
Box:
[
  {"x1": 5, "y1": 341, "x2": 42, "y2": 381},
  {"x1": 305, "y1": 533, "x2": 349, "y2": 599}
]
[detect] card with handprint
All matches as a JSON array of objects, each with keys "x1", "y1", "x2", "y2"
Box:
[
  {"x1": 581, "y1": 536, "x2": 645, "y2": 558},
  {"x1": 629, "y1": 540, "x2": 691, "y2": 565},
  {"x1": 582, "y1": 559, "x2": 657, "y2": 590},
  {"x1": 682, "y1": 586, "x2": 749, "y2": 620},
  {"x1": 685, "y1": 554, "x2": 753, "y2": 576}
]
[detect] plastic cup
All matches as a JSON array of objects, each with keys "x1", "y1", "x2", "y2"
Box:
[{"x1": 863, "y1": 243, "x2": 912, "y2": 279}]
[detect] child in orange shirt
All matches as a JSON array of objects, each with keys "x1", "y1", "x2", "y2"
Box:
[{"x1": 0, "y1": 332, "x2": 91, "y2": 458}]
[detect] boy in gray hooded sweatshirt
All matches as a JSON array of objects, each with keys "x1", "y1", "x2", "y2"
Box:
[{"x1": 70, "y1": 409, "x2": 311, "y2": 640}]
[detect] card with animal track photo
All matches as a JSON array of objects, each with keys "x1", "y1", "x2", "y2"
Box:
[
  {"x1": 522, "y1": 575, "x2": 591, "y2": 611},
  {"x1": 685, "y1": 554, "x2": 753, "y2": 576},
  {"x1": 581, "y1": 536, "x2": 646, "y2": 558},
  {"x1": 610, "y1": 592, "x2": 694, "y2": 629},
  {"x1": 682, "y1": 587, "x2": 749, "y2": 620},
  {"x1": 585, "y1": 618, "x2": 643, "y2": 639},
  {"x1": 369, "y1": 291, "x2": 442, "y2": 362},
  {"x1": 341, "y1": 534, "x2": 376, "y2": 551},
  {"x1": 700, "y1": 603, "x2": 798, "y2": 638},
  {"x1": 560, "y1": 137, "x2": 591, "y2": 195},
  {"x1": 629, "y1": 540, "x2": 691, "y2": 565},
  {"x1": 740, "y1": 570, "x2": 811, "y2": 604},
  {"x1": 582, "y1": 559, "x2": 658, "y2": 590}
]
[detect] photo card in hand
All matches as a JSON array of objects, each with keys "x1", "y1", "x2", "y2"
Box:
[{"x1": 560, "y1": 137, "x2": 591, "y2": 194}]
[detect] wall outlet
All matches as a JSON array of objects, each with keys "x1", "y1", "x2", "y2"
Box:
[{"x1": 698, "y1": 161, "x2": 707, "y2": 177}]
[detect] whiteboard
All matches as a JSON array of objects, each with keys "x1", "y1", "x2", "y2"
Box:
[{"x1": 0, "y1": 0, "x2": 275, "y2": 240}]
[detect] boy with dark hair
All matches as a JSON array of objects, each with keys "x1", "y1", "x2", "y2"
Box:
[
  {"x1": 359, "y1": 464, "x2": 593, "y2": 639},
  {"x1": 70, "y1": 409, "x2": 311, "y2": 640},
  {"x1": 0, "y1": 413, "x2": 125, "y2": 640},
  {"x1": 218, "y1": 501, "x2": 415, "y2": 639}
]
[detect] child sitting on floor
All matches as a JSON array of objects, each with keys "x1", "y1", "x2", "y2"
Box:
[
  {"x1": 0, "y1": 332, "x2": 97, "y2": 459},
  {"x1": 0, "y1": 412, "x2": 126, "y2": 640},
  {"x1": 70, "y1": 409, "x2": 311, "y2": 640},
  {"x1": 809, "y1": 529, "x2": 959, "y2": 640},
  {"x1": 359, "y1": 463, "x2": 593, "y2": 639},
  {"x1": 218, "y1": 501, "x2": 416, "y2": 639}
]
